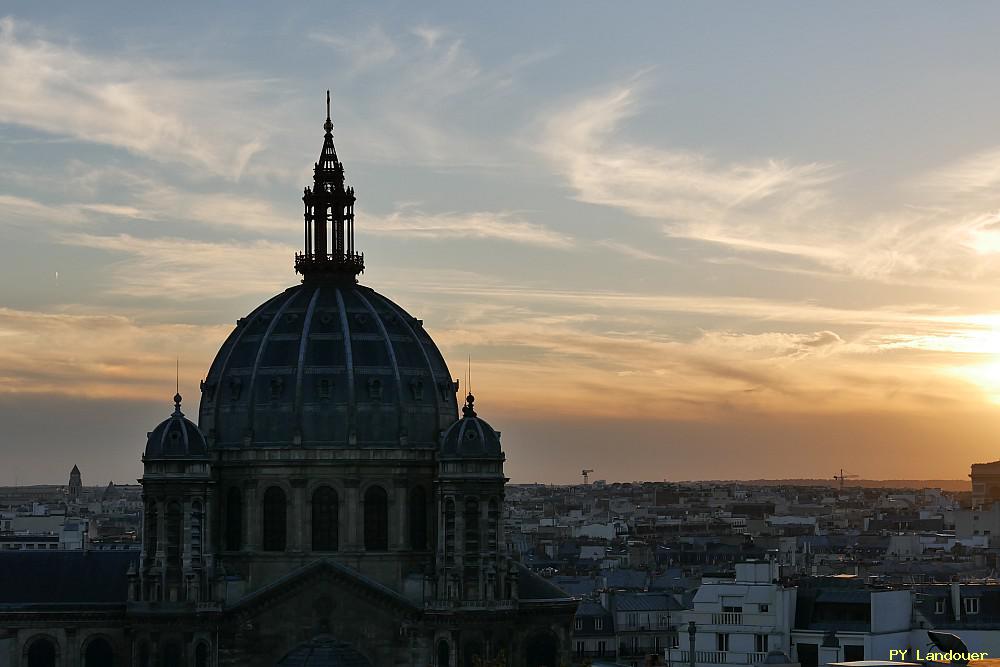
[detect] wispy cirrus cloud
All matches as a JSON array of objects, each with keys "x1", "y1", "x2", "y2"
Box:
[
  {"x1": 57, "y1": 232, "x2": 295, "y2": 299},
  {"x1": 539, "y1": 80, "x2": 1000, "y2": 286},
  {"x1": 0, "y1": 17, "x2": 272, "y2": 180},
  {"x1": 363, "y1": 208, "x2": 573, "y2": 248},
  {"x1": 540, "y1": 83, "x2": 833, "y2": 224}
]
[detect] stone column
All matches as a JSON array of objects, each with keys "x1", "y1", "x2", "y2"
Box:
[
  {"x1": 394, "y1": 480, "x2": 408, "y2": 550},
  {"x1": 243, "y1": 480, "x2": 259, "y2": 551},
  {"x1": 291, "y1": 479, "x2": 307, "y2": 552},
  {"x1": 344, "y1": 479, "x2": 361, "y2": 550}
]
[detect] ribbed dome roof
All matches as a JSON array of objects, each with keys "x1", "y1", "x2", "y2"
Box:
[
  {"x1": 276, "y1": 636, "x2": 371, "y2": 667},
  {"x1": 440, "y1": 394, "x2": 502, "y2": 459},
  {"x1": 145, "y1": 394, "x2": 208, "y2": 459},
  {"x1": 198, "y1": 282, "x2": 458, "y2": 448}
]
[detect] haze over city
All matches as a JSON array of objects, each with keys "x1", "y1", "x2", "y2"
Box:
[{"x1": 5, "y1": 3, "x2": 1000, "y2": 485}]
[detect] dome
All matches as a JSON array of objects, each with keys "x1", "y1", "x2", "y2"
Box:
[
  {"x1": 440, "y1": 394, "x2": 502, "y2": 459},
  {"x1": 198, "y1": 283, "x2": 458, "y2": 448},
  {"x1": 145, "y1": 394, "x2": 208, "y2": 459},
  {"x1": 276, "y1": 636, "x2": 371, "y2": 667}
]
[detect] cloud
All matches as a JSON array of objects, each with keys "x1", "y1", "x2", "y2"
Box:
[
  {"x1": 540, "y1": 83, "x2": 832, "y2": 224},
  {"x1": 362, "y1": 208, "x2": 573, "y2": 248},
  {"x1": 596, "y1": 239, "x2": 673, "y2": 262},
  {"x1": 308, "y1": 26, "x2": 398, "y2": 73},
  {"x1": 57, "y1": 232, "x2": 295, "y2": 300},
  {"x1": 0, "y1": 17, "x2": 272, "y2": 180},
  {"x1": 0, "y1": 306, "x2": 228, "y2": 400}
]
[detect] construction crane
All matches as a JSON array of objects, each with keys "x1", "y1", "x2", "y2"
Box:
[
  {"x1": 833, "y1": 469, "x2": 859, "y2": 493},
  {"x1": 581, "y1": 469, "x2": 594, "y2": 485}
]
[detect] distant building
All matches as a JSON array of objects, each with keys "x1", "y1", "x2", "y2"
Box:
[
  {"x1": 667, "y1": 561, "x2": 796, "y2": 667},
  {"x1": 971, "y1": 460, "x2": 1000, "y2": 508},
  {"x1": 67, "y1": 465, "x2": 82, "y2": 504}
]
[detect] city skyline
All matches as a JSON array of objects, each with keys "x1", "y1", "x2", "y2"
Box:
[{"x1": 6, "y1": 3, "x2": 1000, "y2": 484}]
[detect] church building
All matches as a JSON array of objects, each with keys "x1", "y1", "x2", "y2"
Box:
[{"x1": 0, "y1": 96, "x2": 576, "y2": 667}]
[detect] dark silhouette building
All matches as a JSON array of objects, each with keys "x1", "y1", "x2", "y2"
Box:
[
  {"x1": 0, "y1": 96, "x2": 575, "y2": 667},
  {"x1": 67, "y1": 465, "x2": 82, "y2": 504}
]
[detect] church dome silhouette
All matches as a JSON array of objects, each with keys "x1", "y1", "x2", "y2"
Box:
[
  {"x1": 197, "y1": 94, "x2": 458, "y2": 449},
  {"x1": 439, "y1": 393, "x2": 502, "y2": 459},
  {"x1": 198, "y1": 282, "x2": 458, "y2": 448},
  {"x1": 145, "y1": 393, "x2": 209, "y2": 459}
]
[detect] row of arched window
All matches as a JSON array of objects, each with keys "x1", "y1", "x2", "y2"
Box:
[
  {"x1": 24, "y1": 633, "x2": 213, "y2": 667},
  {"x1": 224, "y1": 484, "x2": 429, "y2": 552}
]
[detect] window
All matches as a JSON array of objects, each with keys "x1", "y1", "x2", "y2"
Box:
[
  {"x1": 575, "y1": 618, "x2": 583, "y2": 631},
  {"x1": 409, "y1": 486, "x2": 427, "y2": 550},
  {"x1": 597, "y1": 641, "x2": 606, "y2": 657},
  {"x1": 595, "y1": 618, "x2": 603, "y2": 631},
  {"x1": 85, "y1": 637, "x2": 115, "y2": 667},
  {"x1": 576, "y1": 641, "x2": 584, "y2": 657},
  {"x1": 262, "y1": 486, "x2": 287, "y2": 551},
  {"x1": 755, "y1": 634, "x2": 768, "y2": 653},
  {"x1": 759, "y1": 604, "x2": 769, "y2": 613},
  {"x1": 627, "y1": 612, "x2": 638, "y2": 627},
  {"x1": 166, "y1": 501, "x2": 182, "y2": 567},
  {"x1": 225, "y1": 487, "x2": 242, "y2": 551},
  {"x1": 364, "y1": 486, "x2": 389, "y2": 550},
  {"x1": 27, "y1": 638, "x2": 56, "y2": 667},
  {"x1": 195, "y1": 643, "x2": 210, "y2": 667},
  {"x1": 844, "y1": 645, "x2": 865, "y2": 662},
  {"x1": 935, "y1": 599, "x2": 946, "y2": 614},
  {"x1": 312, "y1": 486, "x2": 339, "y2": 551},
  {"x1": 964, "y1": 597, "x2": 980, "y2": 615},
  {"x1": 717, "y1": 634, "x2": 730, "y2": 652}
]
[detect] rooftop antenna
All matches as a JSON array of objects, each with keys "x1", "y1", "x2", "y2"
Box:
[{"x1": 176, "y1": 357, "x2": 180, "y2": 396}]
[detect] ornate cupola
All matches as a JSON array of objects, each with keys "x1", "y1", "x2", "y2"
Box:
[
  {"x1": 294, "y1": 91, "x2": 364, "y2": 282},
  {"x1": 135, "y1": 392, "x2": 215, "y2": 606},
  {"x1": 435, "y1": 393, "x2": 514, "y2": 606}
]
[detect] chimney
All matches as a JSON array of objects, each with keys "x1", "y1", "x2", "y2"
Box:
[{"x1": 950, "y1": 583, "x2": 961, "y2": 622}]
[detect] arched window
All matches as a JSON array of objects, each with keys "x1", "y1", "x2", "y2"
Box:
[
  {"x1": 262, "y1": 486, "x2": 287, "y2": 551},
  {"x1": 166, "y1": 501, "x2": 182, "y2": 568},
  {"x1": 436, "y1": 639, "x2": 450, "y2": 667},
  {"x1": 191, "y1": 500, "x2": 203, "y2": 566},
  {"x1": 195, "y1": 643, "x2": 210, "y2": 667},
  {"x1": 144, "y1": 503, "x2": 158, "y2": 557},
  {"x1": 312, "y1": 486, "x2": 339, "y2": 551},
  {"x1": 163, "y1": 642, "x2": 182, "y2": 667},
  {"x1": 26, "y1": 637, "x2": 56, "y2": 667},
  {"x1": 84, "y1": 637, "x2": 114, "y2": 667},
  {"x1": 225, "y1": 487, "x2": 242, "y2": 551},
  {"x1": 487, "y1": 497, "x2": 499, "y2": 552},
  {"x1": 409, "y1": 486, "x2": 428, "y2": 550},
  {"x1": 464, "y1": 497, "x2": 480, "y2": 564},
  {"x1": 364, "y1": 486, "x2": 388, "y2": 551},
  {"x1": 444, "y1": 497, "x2": 456, "y2": 559}
]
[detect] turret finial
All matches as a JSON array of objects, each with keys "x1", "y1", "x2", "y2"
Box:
[{"x1": 324, "y1": 90, "x2": 333, "y2": 134}]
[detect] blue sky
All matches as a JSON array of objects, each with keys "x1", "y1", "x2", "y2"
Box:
[{"x1": 5, "y1": 4, "x2": 1000, "y2": 484}]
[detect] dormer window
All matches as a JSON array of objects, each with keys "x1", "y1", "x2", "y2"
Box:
[
  {"x1": 410, "y1": 380, "x2": 424, "y2": 401},
  {"x1": 270, "y1": 377, "x2": 285, "y2": 400},
  {"x1": 935, "y1": 599, "x2": 945, "y2": 614},
  {"x1": 229, "y1": 379, "x2": 243, "y2": 401},
  {"x1": 964, "y1": 597, "x2": 980, "y2": 615},
  {"x1": 368, "y1": 378, "x2": 383, "y2": 400},
  {"x1": 317, "y1": 378, "x2": 332, "y2": 400}
]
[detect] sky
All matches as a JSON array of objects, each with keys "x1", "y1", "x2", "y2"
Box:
[{"x1": 4, "y1": 3, "x2": 1000, "y2": 485}]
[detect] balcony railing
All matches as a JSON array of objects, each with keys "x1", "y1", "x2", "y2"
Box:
[
  {"x1": 425, "y1": 599, "x2": 516, "y2": 611},
  {"x1": 666, "y1": 650, "x2": 768, "y2": 665},
  {"x1": 711, "y1": 612, "x2": 743, "y2": 625}
]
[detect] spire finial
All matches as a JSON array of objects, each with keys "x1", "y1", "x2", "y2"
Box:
[
  {"x1": 173, "y1": 358, "x2": 183, "y2": 415},
  {"x1": 324, "y1": 90, "x2": 333, "y2": 134}
]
